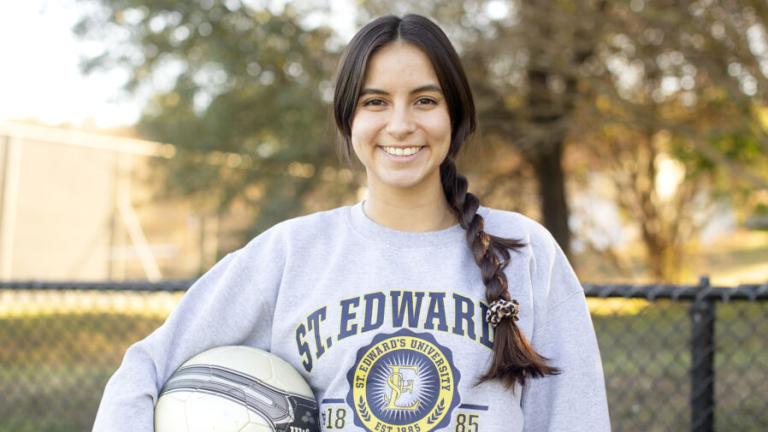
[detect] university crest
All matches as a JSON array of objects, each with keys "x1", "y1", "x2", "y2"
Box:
[{"x1": 346, "y1": 329, "x2": 461, "y2": 431}]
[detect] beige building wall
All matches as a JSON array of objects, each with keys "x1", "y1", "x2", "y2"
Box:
[{"x1": 0, "y1": 122, "x2": 225, "y2": 281}]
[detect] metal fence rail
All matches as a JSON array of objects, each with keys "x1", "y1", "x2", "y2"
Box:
[{"x1": 1, "y1": 279, "x2": 766, "y2": 432}]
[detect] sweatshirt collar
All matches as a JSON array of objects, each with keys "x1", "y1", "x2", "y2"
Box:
[{"x1": 347, "y1": 200, "x2": 487, "y2": 249}]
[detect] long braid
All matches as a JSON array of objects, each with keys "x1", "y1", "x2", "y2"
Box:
[{"x1": 440, "y1": 158, "x2": 561, "y2": 389}]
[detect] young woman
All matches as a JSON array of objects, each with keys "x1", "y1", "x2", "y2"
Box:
[{"x1": 94, "y1": 14, "x2": 610, "y2": 432}]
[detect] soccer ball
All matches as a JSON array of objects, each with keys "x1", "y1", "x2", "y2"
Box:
[{"x1": 155, "y1": 345, "x2": 319, "y2": 432}]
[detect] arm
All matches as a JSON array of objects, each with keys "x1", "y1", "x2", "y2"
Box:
[
  {"x1": 521, "y1": 236, "x2": 611, "y2": 431},
  {"x1": 92, "y1": 228, "x2": 285, "y2": 432}
]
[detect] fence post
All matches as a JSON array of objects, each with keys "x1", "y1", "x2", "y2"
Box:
[{"x1": 690, "y1": 275, "x2": 715, "y2": 432}]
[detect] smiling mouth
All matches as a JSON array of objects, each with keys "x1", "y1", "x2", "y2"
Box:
[{"x1": 379, "y1": 146, "x2": 425, "y2": 156}]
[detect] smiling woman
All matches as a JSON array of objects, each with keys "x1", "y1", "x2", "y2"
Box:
[
  {"x1": 331, "y1": 13, "x2": 563, "y2": 387},
  {"x1": 94, "y1": 14, "x2": 610, "y2": 432}
]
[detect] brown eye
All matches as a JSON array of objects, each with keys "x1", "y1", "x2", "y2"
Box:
[
  {"x1": 416, "y1": 97, "x2": 437, "y2": 105},
  {"x1": 363, "y1": 98, "x2": 385, "y2": 106}
]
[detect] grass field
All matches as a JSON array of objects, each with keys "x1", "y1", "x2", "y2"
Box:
[
  {"x1": 593, "y1": 300, "x2": 768, "y2": 431},
  {"x1": 0, "y1": 292, "x2": 766, "y2": 431},
  {"x1": 0, "y1": 310, "x2": 164, "y2": 432}
]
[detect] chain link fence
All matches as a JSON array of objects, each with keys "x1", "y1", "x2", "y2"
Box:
[{"x1": 1, "y1": 279, "x2": 766, "y2": 432}]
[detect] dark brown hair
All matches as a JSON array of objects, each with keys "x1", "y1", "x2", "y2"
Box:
[{"x1": 332, "y1": 14, "x2": 560, "y2": 388}]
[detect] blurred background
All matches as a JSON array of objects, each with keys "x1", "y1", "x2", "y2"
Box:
[
  {"x1": 1, "y1": 0, "x2": 766, "y2": 284},
  {"x1": 0, "y1": 0, "x2": 766, "y2": 431}
]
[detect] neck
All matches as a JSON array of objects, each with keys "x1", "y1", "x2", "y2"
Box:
[{"x1": 363, "y1": 181, "x2": 457, "y2": 232}]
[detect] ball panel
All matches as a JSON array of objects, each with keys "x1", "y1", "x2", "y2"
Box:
[
  {"x1": 185, "y1": 391, "x2": 250, "y2": 432},
  {"x1": 155, "y1": 394, "x2": 190, "y2": 432},
  {"x1": 181, "y1": 346, "x2": 313, "y2": 398},
  {"x1": 238, "y1": 423, "x2": 273, "y2": 432},
  {"x1": 182, "y1": 346, "x2": 274, "y2": 383},
  {"x1": 265, "y1": 354, "x2": 314, "y2": 399},
  {"x1": 156, "y1": 345, "x2": 318, "y2": 432},
  {"x1": 245, "y1": 408, "x2": 273, "y2": 428}
]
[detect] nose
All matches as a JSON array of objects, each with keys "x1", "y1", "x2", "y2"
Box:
[{"x1": 385, "y1": 104, "x2": 416, "y2": 141}]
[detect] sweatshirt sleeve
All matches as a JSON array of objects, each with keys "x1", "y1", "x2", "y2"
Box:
[
  {"x1": 92, "y1": 226, "x2": 285, "y2": 432},
  {"x1": 520, "y1": 233, "x2": 611, "y2": 431}
]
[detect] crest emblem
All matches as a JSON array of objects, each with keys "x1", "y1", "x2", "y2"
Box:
[{"x1": 346, "y1": 329, "x2": 461, "y2": 431}]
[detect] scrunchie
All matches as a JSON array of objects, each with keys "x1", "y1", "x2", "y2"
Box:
[{"x1": 486, "y1": 298, "x2": 520, "y2": 328}]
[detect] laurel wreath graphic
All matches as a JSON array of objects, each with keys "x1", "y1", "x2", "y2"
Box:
[
  {"x1": 426, "y1": 398, "x2": 446, "y2": 424},
  {"x1": 357, "y1": 396, "x2": 372, "y2": 422}
]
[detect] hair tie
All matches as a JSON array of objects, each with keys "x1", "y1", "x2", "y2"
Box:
[{"x1": 486, "y1": 298, "x2": 520, "y2": 328}]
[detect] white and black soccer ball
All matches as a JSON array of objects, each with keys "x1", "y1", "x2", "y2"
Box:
[{"x1": 155, "y1": 345, "x2": 319, "y2": 432}]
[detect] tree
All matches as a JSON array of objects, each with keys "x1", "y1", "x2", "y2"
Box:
[
  {"x1": 74, "y1": 0, "x2": 358, "y2": 247},
  {"x1": 573, "y1": 0, "x2": 768, "y2": 281}
]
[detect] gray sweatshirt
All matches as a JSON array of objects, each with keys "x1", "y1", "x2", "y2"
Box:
[{"x1": 93, "y1": 201, "x2": 610, "y2": 431}]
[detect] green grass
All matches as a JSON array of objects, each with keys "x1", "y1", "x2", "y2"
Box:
[
  {"x1": 591, "y1": 300, "x2": 767, "y2": 431},
  {"x1": 0, "y1": 301, "x2": 766, "y2": 431},
  {"x1": 0, "y1": 312, "x2": 164, "y2": 432}
]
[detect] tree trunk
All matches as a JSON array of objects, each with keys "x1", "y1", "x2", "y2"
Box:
[{"x1": 529, "y1": 140, "x2": 571, "y2": 258}]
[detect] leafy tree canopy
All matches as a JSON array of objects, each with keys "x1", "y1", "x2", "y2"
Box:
[{"x1": 75, "y1": 0, "x2": 357, "y2": 239}]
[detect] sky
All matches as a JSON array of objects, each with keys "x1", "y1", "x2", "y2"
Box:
[
  {"x1": 0, "y1": 1, "x2": 142, "y2": 127},
  {"x1": 0, "y1": 0, "x2": 359, "y2": 128}
]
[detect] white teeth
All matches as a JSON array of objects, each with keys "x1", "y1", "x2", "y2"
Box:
[{"x1": 382, "y1": 146, "x2": 422, "y2": 156}]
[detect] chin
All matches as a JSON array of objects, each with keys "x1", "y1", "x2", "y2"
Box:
[{"x1": 375, "y1": 174, "x2": 434, "y2": 191}]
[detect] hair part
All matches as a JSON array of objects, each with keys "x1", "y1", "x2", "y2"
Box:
[{"x1": 333, "y1": 14, "x2": 560, "y2": 388}]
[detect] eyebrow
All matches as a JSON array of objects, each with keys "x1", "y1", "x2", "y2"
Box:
[{"x1": 360, "y1": 84, "x2": 443, "y2": 96}]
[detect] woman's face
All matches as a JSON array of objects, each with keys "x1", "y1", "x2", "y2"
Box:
[{"x1": 350, "y1": 42, "x2": 452, "y2": 196}]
